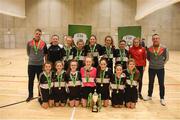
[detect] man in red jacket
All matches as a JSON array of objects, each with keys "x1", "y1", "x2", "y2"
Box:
[{"x1": 129, "y1": 38, "x2": 146, "y2": 99}]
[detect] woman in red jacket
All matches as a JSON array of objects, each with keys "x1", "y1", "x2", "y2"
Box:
[{"x1": 129, "y1": 38, "x2": 146, "y2": 100}]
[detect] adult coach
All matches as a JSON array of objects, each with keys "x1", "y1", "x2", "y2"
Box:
[
  {"x1": 144, "y1": 34, "x2": 169, "y2": 106},
  {"x1": 26, "y1": 28, "x2": 47, "y2": 102}
]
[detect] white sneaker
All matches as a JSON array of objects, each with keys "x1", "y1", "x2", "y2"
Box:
[
  {"x1": 143, "y1": 96, "x2": 152, "y2": 101},
  {"x1": 160, "y1": 99, "x2": 166, "y2": 106}
]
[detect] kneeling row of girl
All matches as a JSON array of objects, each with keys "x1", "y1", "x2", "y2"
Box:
[{"x1": 39, "y1": 56, "x2": 140, "y2": 109}]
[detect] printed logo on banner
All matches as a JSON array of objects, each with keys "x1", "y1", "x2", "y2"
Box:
[
  {"x1": 73, "y1": 33, "x2": 88, "y2": 47},
  {"x1": 122, "y1": 35, "x2": 136, "y2": 48}
]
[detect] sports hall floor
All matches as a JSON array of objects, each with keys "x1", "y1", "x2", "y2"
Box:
[{"x1": 0, "y1": 49, "x2": 180, "y2": 120}]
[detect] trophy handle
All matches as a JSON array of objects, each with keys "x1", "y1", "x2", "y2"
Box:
[
  {"x1": 98, "y1": 94, "x2": 102, "y2": 111},
  {"x1": 87, "y1": 93, "x2": 92, "y2": 108}
]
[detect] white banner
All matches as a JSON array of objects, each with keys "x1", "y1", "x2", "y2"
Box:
[
  {"x1": 0, "y1": 0, "x2": 25, "y2": 18},
  {"x1": 135, "y1": 0, "x2": 180, "y2": 20}
]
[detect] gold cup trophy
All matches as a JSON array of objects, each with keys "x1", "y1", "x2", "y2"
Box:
[{"x1": 90, "y1": 89, "x2": 102, "y2": 112}]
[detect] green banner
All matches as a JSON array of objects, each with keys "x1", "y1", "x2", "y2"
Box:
[
  {"x1": 118, "y1": 26, "x2": 141, "y2": 46},
  {"x1": 68, "y1": 24, "x2": 92, "y2": 45}
]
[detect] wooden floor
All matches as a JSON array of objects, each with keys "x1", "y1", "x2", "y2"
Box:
[{"x1": 0, "y1": 49, "x2": 180, "y2": 120}]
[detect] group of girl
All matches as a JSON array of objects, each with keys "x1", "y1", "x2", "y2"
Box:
[{"x1": 39, "y1": 34, "x2": 146, "y2": 109}]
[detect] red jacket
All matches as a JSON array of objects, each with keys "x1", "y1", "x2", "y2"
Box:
[{"x1": 129, "y1": 46, "x2": 146, "y2": 67}]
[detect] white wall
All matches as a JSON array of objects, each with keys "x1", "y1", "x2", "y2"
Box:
[
  {"x1": 0, "y1": 0, "x2": 25, "y2": 18},
  {"x1": 0, "y1": 0, "x2": 179, "y2": 50}
]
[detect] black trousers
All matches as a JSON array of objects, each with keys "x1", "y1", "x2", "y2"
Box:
[
  {"x1": 148, "y1": 68, "x2": 165, "y2": 99},
  {"x1": 136, "y1": 66, "x2": 144, "y2": 94},
  {"x1": 28, "y1": 65, "x2": 43, "y2": 97}
]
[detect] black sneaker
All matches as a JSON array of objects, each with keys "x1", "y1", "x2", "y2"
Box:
[
  {"x1": 26, "y1": 96, "x2": 33, "y2": 102},
  {"x1": 139, "y1": 94, "x2": 143, "y2": 100}
]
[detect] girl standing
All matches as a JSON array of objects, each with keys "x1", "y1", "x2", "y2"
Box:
[
  {"x1": 124, "y1": 59, "x2": 140, "y2": 109},
  {"x1": 39, "y1": 62, "x2": 54, "y2": 109},
  {"x1": 102, "y1": 36, "x2": 115, "y2": 71},
  {"x1": 110, "y1": 64, "x2": 126, "y2": 108},
  {"x1": 74, "y1": 39, "x2": 86, "y2": 70},
  {"x1": 80, "y1": 56, "x2": 97, "y2": 107},
  {"x1": 52, "y1": 61, "x2": 67, "y2": 107},
  {"x1": 65, "y1": 60, "x2": 82, "y2": 107},
  {"x1": 96, "y1": 58, "x2": 112, "y2": 107},
  {"x1": 84, "y1": 35, "x2": 103, "y2": 68},
  {"x1": 114, "y1": 40, "x2": 129, "y2": 70},
  {"x1": 63, "y1": 36, "x2": 76, "y2": 70}
]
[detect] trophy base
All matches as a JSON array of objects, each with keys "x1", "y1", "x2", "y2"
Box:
[
  {"x1": 92, "y1": 109, "x2": 98, "y2": 112},
  {"x1": 92, "y1": 105, "x2": 98, "y2": 112}
]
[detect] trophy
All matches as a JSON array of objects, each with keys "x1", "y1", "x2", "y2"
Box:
[{"x1": 92, "y1": 89, "x2": 101, "y2": 112}]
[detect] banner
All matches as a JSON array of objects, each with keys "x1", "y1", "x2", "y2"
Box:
[
  {"x1": 68, "y1": 24, "x2": 92, "y2": 46},
  {"x1": 118, "y1": 26, "x2": 141, "y2": 47}
]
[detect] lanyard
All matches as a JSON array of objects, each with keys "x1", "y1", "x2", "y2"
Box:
[
  {"x1": 119, "y1": 49, "x2": 125, "y2": 62},
  {"x1": 65, "y1": 46, "x2": 71, "y2": 60},
  {"x1": 76, "y1": 50, "x2": 82, "y2": 61},
  {"x1": 127, "y1": 69, "x2": 135, "y2": 87},
  {"x1": 84, "y1": 67, "x2": 90, "y2": 82},
  {"x1": 90, "y1": 44, "x2": 96, "y2": 53},
  {"x1": 44, "y1": 72, "x2": 51, "y2": 91},
  {"x1": 57, "y1": 70, "x2": 64, "y2": 88},
  {"x1": 33, "y1": 40, "x2": 41, "y2": 55},
  {"x1": 70, "y1": 71, "x2": 78, "y2": 86},
  {"x1": 115, "y1": 74, "x2": 121, "y2": 90},
  {"x1": 153, "y1": 46, "x2": 160, "y2": 56},
  {"x1": 100, "y1": 70, "x2": 105, "y2": 84},
  {"x1": 106, "y1": 47, "x2": 111, "y2": 58}
]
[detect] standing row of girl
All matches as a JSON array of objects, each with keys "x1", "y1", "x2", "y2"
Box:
[
  {"x1": 39, "y1": 56, "x2": 140, "y2": 109},
  {"x1": 46, "y1": 35, "x2": 130, "y2": 71}
]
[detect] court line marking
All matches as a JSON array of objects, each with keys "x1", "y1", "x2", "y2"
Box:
[
  {"x1": 0, "y1": 75, "x2": 27, "y2": 78},
  {"x1": 0, "y1": 97, "x2": 39, "y2": 108},
  {"x1": 70, "y1": 107, "x2": 76, "y2": 120}
]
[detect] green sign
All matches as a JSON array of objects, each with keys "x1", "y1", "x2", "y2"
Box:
[
  {"x1": 118, "y1": 26, "x2": 141, "y2": 46},
  {"x1": 68, "y1": 24, "x2": 92, "y2": 45}
]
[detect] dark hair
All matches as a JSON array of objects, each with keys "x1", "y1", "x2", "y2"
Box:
[
  {"x1": 76, "y1": 39, "x2": 84, "y2": 45},
  {"x1": 66, "y1": 59, "x2": 78, "y2": 75},
  {"x1": 43, "y1": 61, "x2": 52, "y2": 71},
  {"x1": 119, "y1": 40, "x2": 126, "y2": 44},
  {"x1": 50, "y1": 34, "x2": 60, "y2": 44},
  {"x1": 90, "y1": 34, "x2": 97, "y2": 40},
  {"x1": 142, "y1": 38, "x2": 145, "y2": 40},
  {"x1": 114, "y1": 64, "x2": 122, "y2": 71},
  {"x1": 35, "y1": 28, "x2": 42, "y2": 33},
  {"x1": 104, "y1": 35, "x2": 115, "y2": 49},
  {"x1": 152, "y1": 33, "x2": 159, "y2": 37},
  {"x1": 97, "y1": 57, "x2": 107, "y2": 72},
  {"x1": 51, "y1": 34, "x2": 59, "y2": 39}
]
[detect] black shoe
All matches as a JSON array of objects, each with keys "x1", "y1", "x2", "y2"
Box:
[
  {"x1": 139, "y1": 94, "x2": 143, "y2": 100},
  {"x1": 26, "y1": 96, "x2": 33, "y2": 102}
]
